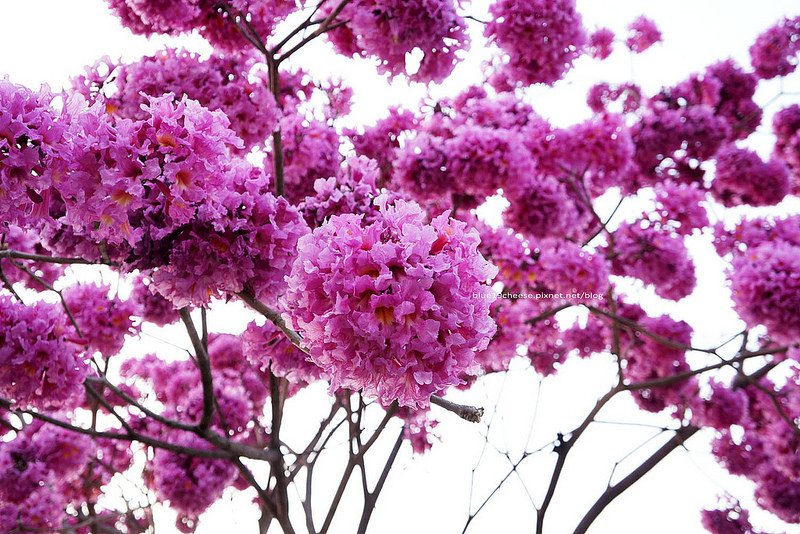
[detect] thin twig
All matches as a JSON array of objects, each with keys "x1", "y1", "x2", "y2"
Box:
[
  {"x1": 277, "y1": 0, "x2": 353, "y2": 62},
  {"x1": 237, "y1": 291, "x2": 308, "y2": 353},
  {"x1": 178, "y1": 308, "x2": 216, "y2": 432},
  {"x1": 573, "y1": 425, "x2": 699, "y2": 534},
  {"x1": 430, "y1": 395, "x2": 484, "y2": 423},
  {"x1": 0, "y1": 249, "x2": 97, "y2": 264}
]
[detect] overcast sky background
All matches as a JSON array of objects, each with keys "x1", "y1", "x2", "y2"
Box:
[{"x1": 2, "y1": 1, "x2": 800, "y2": 533}]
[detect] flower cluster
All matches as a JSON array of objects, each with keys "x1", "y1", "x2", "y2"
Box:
[
  {"x1": 58, "y1": 93, "x2": 242, "y2": 248},
  {"x1": 242, "y1": 320, "x2": 325, "y2": 387},
  {"x1": 274, "y1": 115, "x2": 342, "y2": 204},
  {"x1": 346, "y1": 107, "x2": 417, "y2": 184},
  {"x1": 533, "y1": 239, "x2": 610, "y2": 303},
  {"x1": 620, "y1": 309, "x2": 695, "y2": 413},
  {"x1": 653, "y1": 181, "x2": 709, "y2": 235},
  {"x1": 151, "y1": 433, "x2": 238, "y2": 520},
  {"x1": 323, "y1": 0, "x2": 469, "y2": 83},
  {"x1": 467, "y1": 216, "x2": 537, "y2": 295},
  {"x1": 701, "y1": 503, "x2": 762, "y2": 534},
  {"x1": 586, "y1": 82, "x2": 641, "y2": 114},
  {"x1": 691, "y1": 380, "x2": 747, "y2": 430},
  {"x1": 0, "y1": 224, "x2": 65, "y2": 291},
  {"x1": 106, "y1": 0, "x2": 299, "y2": 51},
  {"x1": 72, "y1": 49, "x2": 280, "y2": 152},
  {"x1": 285, "y1": 197, "x2": 497, "y2": 408},
  {"x1": 121, "y1": 336, "x2": 269, "y2": 433},
  {"x1": 485, "y1": 0, "x2": 587, "y2": 86},
  {"x1": 588, "y1": 27, "x2": 615, "y2": 60},
  {"x1": 712, "y1": 374, "x2": 800, "y2": 524},
  {"x1": 729, "y1": 240, "x2": 800, "y2": 344},
  {"x1": 300, "y1": 156, "x2": 399, "y2": 228},
  {"x1": 130, "y1": 274, "x2": 178, "y2": 326},
  {"x1": 62, "y1": 282, "x2": 140, "y2": 357},
  {"x1": 712, "y1": 145, "x2": 790, "y2": 207},
  {"x1": 773, "y1": 104, "x2": 800, "y2": 189},
  {"x1": 549, "y1": 112, "x2": 635, "y2": 194},
  {"x1": 0, "y1": 296, "x2": 87, "y2": 409},
  {"x1": 712, "y1": 215, "x2": 800, "y2": 257},
  {"x1": 0, "y1": 425, "x2": 94, "y2": 532},
  {"x1": 474, "y1": 298, "x2": 536, "y2": 374},
  {"x1": 625, "y1": 16, "x2": 662, "y2": 53},
  {"x1": 611, "y1": 222, "x2": 696, "y2": 301},
  {"x1": 0, "y1": 80, "x2": 66, "y2": 225},
  {"x1": 503, "y1": 176, "x2": 580, "y2": 239},
  {"x1": 630, "y1": 105, "x2": 729, "y2": 189},
  {"x1": 149, "y1": 161, "x2": 309, "y2": 307},
  {"x1": 397, "y1": 407, "x2": 439, "y2": 454},
  {"x1": 395, "y1": 124, "x2": 533, "y2": 204},
  {"x1": 749, "y1": 16, "x2": 800, "y2": 79}
]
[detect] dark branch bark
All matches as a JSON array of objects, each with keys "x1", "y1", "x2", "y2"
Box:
[
  {"x1": 430, "y1": 395, "x2": 484, "y2": 423},
  {"x1": 572, "y1": 425, "x2": 699, "y2": 534},
  {"x1": 179, "y1": 308, "x2": 215, "y2": 432}
]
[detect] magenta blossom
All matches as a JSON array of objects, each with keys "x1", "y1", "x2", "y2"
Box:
[{"x1": 285, "y1": 196, "x2": 497, "y2": 408}]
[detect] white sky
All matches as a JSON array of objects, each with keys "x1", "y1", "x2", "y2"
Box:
[{"x1": 2, "y1": 1, "x2": 800, "y2": 534}]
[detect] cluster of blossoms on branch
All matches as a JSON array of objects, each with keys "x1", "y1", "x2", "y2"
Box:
[{"x1": 1, "y1": 0, "x2": 800, "y2": 533}]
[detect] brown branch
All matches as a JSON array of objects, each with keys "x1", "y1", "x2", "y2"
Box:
[
  {"x1": 0, "y1": 249, "x2": 97, "y2": 264},
  {"x1": 0, "y1": 264, "x2": 23, "y2": 301},
  {"x1": 0, "y1": 398, "x2": 234, "y2": 459},
  {"x1": 232, "y1": 458, "x2": 281, "y2": 524},
  {"x1": 573, "y1": 425, "x2": 699, "y2": 534},
  {"x1": 356, "y1": 427, "x2": 405, "y2": 534},
  {"x1": 237, "y1": 291, "x2": 309, "y2": 353},
  {"x1": 178, "y1": 308, "x2": 215, "y2": 432},
  {"x1": 319, "y1": 399, "x2": 399, "y2": 534},
  {"x1": 9, "y1": 258, "x2": 86, "y2": 340},
  {"x1": 430, "y1": 395, "x2": 484, "y2": 423},
  {"x1": 277, "y1": 0, "x2": 352, "y2": 62},
  {"x1": 624, "y1": 346, "x2": 789, "y2": 392},
  {"x1": 586, "y1": 305, "x2": 719, "y2": 354},
  {"x1": 271, "y1": 0, "x2": 329, "y2": 53},
  {"x1": 85, "y1": 376, "x2": 197, "y2": 432},
  {"x1": 268, "y1": 369, "x2": 294, "y2": 533},
  {"x1": 525, "y1": 304, "x2": 572, "y2": 325},
  {"x1": 536, "y1": 385, "x2": 622, "y2": 534}
]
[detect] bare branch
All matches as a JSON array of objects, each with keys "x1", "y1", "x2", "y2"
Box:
[
  {"x1": 178, "y1": 308, "x2": 216, "y2": 432},
  {"x1": 237, "y1": 291, "x2": 309, "y2": 353},
  {"x1": 573, "y1": 425, "x2": 699, "y2": 534},
  {"x1": 0, "y1": 249, "x2": 97, "y2": 265},
  {"x1": 430, "y1": 395, "x2": 484, "y2": 423}
]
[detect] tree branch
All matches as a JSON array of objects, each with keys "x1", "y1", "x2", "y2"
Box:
[
  {"x1": 178, "y1": 308, "x2": 216, "y2": 432},
  {"x1": 237, "y1": 291, "x2": 309, "y2": 353},
  {"x1": 430, "y1": 395, "x2": 484, "y2": 423},
  {"x1": 572, "y1": 425, "x2": 699, "y2": 534}
]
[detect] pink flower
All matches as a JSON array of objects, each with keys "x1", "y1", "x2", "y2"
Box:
[
  {"x1": 625, "y1": 16, "x2": 662, "y2": 53},
  {"x1": 151, "y1": 433, "x2": 237, "y2": 516},
  {"x1": 503, "y1": 176, "x2": 579, "y2": 239},
  {"x1": 712, "y1": 145, "x2": 790, "y2": 207},
  {"x1": 323, "y1": 0, "x2": 469, "y2": 83},
  {"x1": 285, "y1": 196, "x2": 497, "y2": 408},
  {"x1": 62, "y1": 282, "x2": 140, "y2": 357},
  {"x1": 588, "y1": 27, "x2": 615, "y2": 60},
  {"x1": 0, "y1": 80, "x2": 66, "y2": 226},
  {"x1": 0, "y1": 296, "x2": 87, "y2": 410},
  {"x1": 72, "y1": 49, "x2": 279, "y2": 152},
  {"x1": 242, "y1": 320, "x2": 325, "y2": 387},
  {"x1": 611, "y1": 222, "x2": 696, "y2": 301},
  {"x1": 729, "y1": 241, "x2": 800, "y2": 344},
  {"x1": 485, "y1": 0, "x2": 587, "y2": 86},
  {"x1": 273, "y1": 115, "x2": 342, "y2": 204},
  {"x1": 0, "y1": 224, "x2": 65, "y2": 291},
  {"x1": 749, "y1": 16, "x2": 800, "y2": 79}
]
